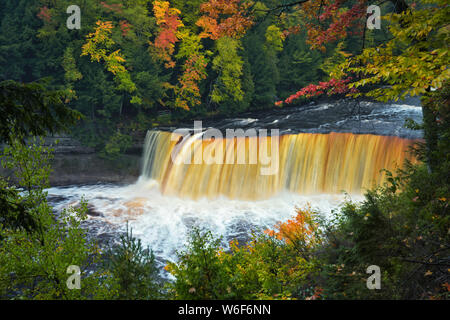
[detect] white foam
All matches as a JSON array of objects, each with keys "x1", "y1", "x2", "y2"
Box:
[{"x1": 46, "y1": 181, "x2": 363, "y2": 263}]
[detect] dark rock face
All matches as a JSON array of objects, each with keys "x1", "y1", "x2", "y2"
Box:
[
  {"x1": 0, "y1": 134, "x2": 141, "y2": 187},
  {"x1": 42, "y1": 135, "x2": 95, "y2": 154},
  {"x1": 39, "y1": 135, "x2": 140, "y2": 186},
  {"x1": 49, "y1": 153, "x2": 140, "y2": 186}
]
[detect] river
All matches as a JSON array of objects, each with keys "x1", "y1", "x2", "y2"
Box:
[{"x1": 46, "y1": 98, "x2": 423, "y2": 271}]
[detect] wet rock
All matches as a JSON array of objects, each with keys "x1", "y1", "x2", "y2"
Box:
[
  {"x1": 182, "y1": 215, "x2": 200, "y2": 229},
  {"x1": 47, "y1": 194, "x2": 68, "y2": 205},
  {"x1": 225, "y1": 219, "x2": 258, "y2": 246},
  {"x1": 86, "y1": 204, "x2": 104, "y2": 217}
]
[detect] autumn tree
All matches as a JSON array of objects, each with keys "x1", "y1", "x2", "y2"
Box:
[
  {"x1": 241, "y1": 0, "x2": 448, "y2": 106},
  {"x1": 210, "y1": 37, "x2": 253, "y2": 113},
  {"x1": 82, "y1": 20, "x2": 138, "y2": 99},
  {"x1": 151, "y1": 0, "x2": 184, "y2": 69},
  {"x1": 174, "y1": 30, "x2": 210, "y2": 110},
  {"x1": 196, "y1": 0, "x2": 254, "y2": 40}
]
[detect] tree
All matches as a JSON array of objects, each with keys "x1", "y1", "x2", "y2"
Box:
[
  {"x1": 103, "y1": 224, "x2": 162, "y2": 299},
  {"x1": 0, "y1": 78, "x2": 81, "y2": 239},
  {"x1": 151, "y1": 0, "x2": 184, "y2": 69},
  {"x1": 0, "y1": 138, "x2": 115, "y2": 299},
  {"x1": 196, "y1": 0, "x2": 254, "y2": 40},
  {"x1": 0, "y1": 80, "x2": 81, "y2": 144},
  {"x1": 344, "y1": 0, "x2": 449, "y2": 101},
  {"x1": 81, "y1": 20, "x2": 138, "y2": 98},
  {"x1": 165, "y1": 228, "x2": 234, "y2": 299},
  {"x1": 173, "y1": 30, "x2": 210, "y2": 110},
  {"x1": 277, "y1": 32, "x2": 324, "y2": 101},
  {"x1": 243, "y1": 22, "x2": 281, "y2": 109},
  {"x1": 210, "y1": 37, "x2": 253, "y2": 114}
]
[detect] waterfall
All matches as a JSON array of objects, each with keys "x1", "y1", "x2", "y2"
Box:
[{"x1": 141, "y1": 130, "x2": 418, "y2": 200}]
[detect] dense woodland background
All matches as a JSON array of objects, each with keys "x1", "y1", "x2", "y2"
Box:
[{"x1": 0, "y1": 0, "x2": 394, "y2": 157}]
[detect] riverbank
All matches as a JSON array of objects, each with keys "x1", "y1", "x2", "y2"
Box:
[
  {"x1": 0, "y1": 135, "x2": 141, "y2": 187},
  {"x1": 49, "y1": 153, "x2": 140, "y2": 186}
]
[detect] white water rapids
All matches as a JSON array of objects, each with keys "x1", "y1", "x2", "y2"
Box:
[
  {"x1": 45, "y1": 99, "x2": 422, "y2": 266},
  {"x1": 47, "y1": 180, "x2": 362, "y2": 263}
]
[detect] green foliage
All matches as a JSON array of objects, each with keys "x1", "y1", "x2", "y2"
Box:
[
  {"x1": 0, "y1": 79, "x2": 163, "y2": 300},
  {"x1": 0, "y1": 138, "x2": 115, "y2": 299},
  {"x1": 244, "y1": 22, "x2": 279, "y2": 109},
  {"x1": 345, "y1": 0, "x2": 450, "y2": 101},
  {"x1": 103, "y1": 224, "x2": 162, "y2": 299},
  {"x1": 0, "y1": 80, "x2": 81, "y2": 144},
  {"x1": 211, "y1": 37, "x2": 245, "y2": 106},
  {"x1": 265, "y1": 25, "x2": 284, "y2": 53},
  {"x1": 277, "y1": 33, "x2": 324, "y2": 99},
  {"x1": 320, "y1": 163, "x2": 449, "y2": 299},
  {"x1": 166, "y1": 210, "x2": 324, "y2": 300},
  {"x1": 103, "y1": 131, "x2": 133, "y2": 159},
  {"x1": 0, "y1": 0, "x2": 41, "y2": 82},
  {"x1": 166, "y1": 228, "x2": 234, "y2": 299},
  {"x1": 320, "y1": 42, "x2": 349, "y2": 80}
]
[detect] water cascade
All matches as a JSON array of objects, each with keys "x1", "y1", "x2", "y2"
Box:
[{"x1": 141, "y1": 130, "x2": 418, "y2": 200}]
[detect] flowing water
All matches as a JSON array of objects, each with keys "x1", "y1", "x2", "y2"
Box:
[{"x1": 46, "y1": 99, "x2": 423, "y2": 266}]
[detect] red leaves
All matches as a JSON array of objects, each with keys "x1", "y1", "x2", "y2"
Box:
[
  {"x1": 100, "y1": 1, "x2": 124, "y2": 14},
  {"x1": 306, "y1": 1, "x2": 366, "y2": 49},
  {"x1": 37, "y1": 6, "x2": 51, "y2": 23},
  {"x1": 176, "y1": 54, "x2": 209, "y2": 110},
  {"x1": 274, "y1": 101, "x2": 283, "y2": 107},
  {"x1": 196, "y1": 0, "x2": 253, "y2": 40},
  {"x1": 276, "y1": 77, "x2": 358, "y2": 106},
  {"x1": 306, "y1": 287, "x2": 324, "y2": 300},
  {"x1": 119, "y1": 20, "x2": 131, "y2": 36},
  {"x1": 155, "y1": 14, "x2": 181, "y2": 49},
  {"x1": 151, "y1": 1, "x2": 183, "y2": 68}
]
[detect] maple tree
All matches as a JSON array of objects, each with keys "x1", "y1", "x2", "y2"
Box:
[
  {"x1": 344, "y1": 0, "x2": 449, "y2": 101},
  {"x1": 243, "y1": 0, "x2": 449, "y2": 107},
  {"x1": 196, "y1": 0, "x2": 254, "y2": 40},
  {"x1": 151, "y1": 0, "x2": 184, "y2": 68},
  {"x1": 265, "y1": 206, "x2": 321, "y2": 249},
  {"x1": 276, "y1": 77, "x2": 357, "y2": 106}
]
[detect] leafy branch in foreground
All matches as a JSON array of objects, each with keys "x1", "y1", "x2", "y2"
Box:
[
  {"x1": 344, "y1": 0, "x2": 450, "y2": 101},
  {"x1": 0, "y1": 138, "x2": 115, "y2": 299}
]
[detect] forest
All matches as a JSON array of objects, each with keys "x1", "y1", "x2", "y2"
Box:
[
  {"x1": 0, "y1": 0, "x2": 449, "y2": 301},
  {"x1": 0, "y1": 0, "x2": 394, "y2": 156}
]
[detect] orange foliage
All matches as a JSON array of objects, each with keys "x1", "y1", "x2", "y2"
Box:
[
  {"x1": 196, "y1": 0, "x2": 254, "y2": 40},
  {"x1": 298, "y1": 0, "x2": 367, "y2": 51},
  {"x1": 265, "y1": 206, "x2": 319, "y2": 247},
  {"x1": 175, "y1": 54, "x2": 209, "y2": 110},
  {"x1": 100, "y1": 1, "x2": 124, "y2": 14},
  {"x1": 151, "y1": 1, "x2": 184, "y2": 68}
]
